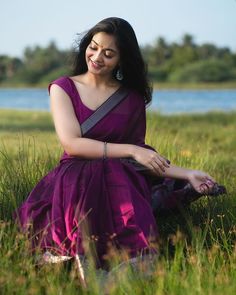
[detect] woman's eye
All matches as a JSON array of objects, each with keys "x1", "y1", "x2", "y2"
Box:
[
  {"x1": 88, "y1": 46, "x2": 113, "y2": 58},
  {"x1": 104, "y1": 52, "x2": 113, "y2": 58}
]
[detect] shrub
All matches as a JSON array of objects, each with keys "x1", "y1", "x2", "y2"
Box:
[
  {"x1": 148, "y1": 66, "x2": 169, "y2": 82},
  {"x1": 168, "y1": 59, "x2": 235, "y2": 82}
]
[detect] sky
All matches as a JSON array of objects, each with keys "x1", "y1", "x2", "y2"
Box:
[{"x1": 1, "y1": 0, "x2": 236, "y2": 58}]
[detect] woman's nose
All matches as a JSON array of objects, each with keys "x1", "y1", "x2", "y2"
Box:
[{"x1": 93, "y1": 50, "x2": 102, "y2": 61}]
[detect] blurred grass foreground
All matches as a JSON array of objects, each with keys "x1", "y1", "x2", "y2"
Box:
[{"x1": 0, "y1": 109, "x2": 235, "y2": 294}]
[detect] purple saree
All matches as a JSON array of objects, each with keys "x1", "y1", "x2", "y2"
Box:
[{"x1": 15, "y1": 76, "x2": 159, "y2": 267}]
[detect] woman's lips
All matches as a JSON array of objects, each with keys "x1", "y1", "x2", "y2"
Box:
[{"x1": 90, "y1": 59, "x2": 103, "y2": 69}]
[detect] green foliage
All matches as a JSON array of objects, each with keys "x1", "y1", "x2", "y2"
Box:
[
  {"x1": 148, "y1": 65, "x2": 169, "y2": 81},
  {"x1": 143, "y1": 34, "x2": 236, "y2": 83},
  {"x1": 0, "y1": 55, "x2": 22, "y2": 81},
  {"x1": 168, "y1": 59, "x2": 236, "y2": 83},
  {"x1": 21, "y1": 42, "x2": 71, "y2": 85},
  {"x1": 38, "y1": 66, "x2": 71, "y2": 85},
  {"x1": 0, "y1": 41, "x2": 72, "y2": 86},
  {"x1": 1, "y1": 35, "x2": 236, "y2": 86},
  {"x1": 169, "y1": 44, "x2": 198, "y2": 68}
]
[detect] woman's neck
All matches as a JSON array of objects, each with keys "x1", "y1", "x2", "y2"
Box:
[{"x1": 82, "y1": 72, "x2": 118, "y2": 89}]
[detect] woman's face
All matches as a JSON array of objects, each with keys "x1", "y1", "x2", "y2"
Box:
[{"x1": 85, "y1": 32, "x2": 120, "y2": 78}]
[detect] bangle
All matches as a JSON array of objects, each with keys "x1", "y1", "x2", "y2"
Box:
[{"x1": 103, "y1": 142, "x2": 107, "y2": 159}]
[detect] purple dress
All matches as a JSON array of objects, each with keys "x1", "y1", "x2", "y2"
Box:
[{"x1": 15, "y1": 76, "x2": 159, "y2": 267}]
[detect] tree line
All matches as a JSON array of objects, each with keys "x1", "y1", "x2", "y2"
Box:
[{"x1": 0, "y1": 34, "x2": 236, "y2": 86}]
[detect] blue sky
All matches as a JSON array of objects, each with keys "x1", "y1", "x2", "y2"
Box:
[{"x1": 1, "y1": 0, "x2": 236, "y2": 57}]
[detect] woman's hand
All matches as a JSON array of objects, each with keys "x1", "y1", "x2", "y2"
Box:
[
  {"x1": 132, "y1": 146, "x2": 170, "y2": 174},
  {"x1": 187, "y1": 170, "x2": 216, "y2": 194}
]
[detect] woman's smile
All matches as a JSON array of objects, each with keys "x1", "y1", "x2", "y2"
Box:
[{"x1": 90, "y1": 59, "x2": 103, "y2": 70}]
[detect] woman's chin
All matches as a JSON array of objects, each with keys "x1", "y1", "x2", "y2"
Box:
[{"x1": 87, "y1": 64, "x2": 102, "y2": 74}]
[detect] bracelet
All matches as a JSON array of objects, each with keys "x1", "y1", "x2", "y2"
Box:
[{"x1": 103, "y1": 142, "x2": 108, "y2": 160}]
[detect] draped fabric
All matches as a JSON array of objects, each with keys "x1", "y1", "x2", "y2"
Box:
[{"x1": 15, "y1": 76, "x2": 159, "y2": 267}]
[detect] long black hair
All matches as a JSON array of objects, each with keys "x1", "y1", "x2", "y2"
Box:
[{"x1": 72, "y1": 17, "x2": 152, "y2": 105}]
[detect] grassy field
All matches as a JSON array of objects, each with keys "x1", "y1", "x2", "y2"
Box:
[{"x1": 0, "y1": 109, "x2": 235, "y2": 294}]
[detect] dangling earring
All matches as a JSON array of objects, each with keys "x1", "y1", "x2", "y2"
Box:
[{"x1": 116, "y1": 68, "x2": 123, "y2": 81}]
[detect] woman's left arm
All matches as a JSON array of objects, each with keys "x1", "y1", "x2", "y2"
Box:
[
  {"x1": 153, "y1": 164, "x2": 216, "y2": 194},
  {"x1": 129, "y1": 95, "x2": 215, "y2": 194}
]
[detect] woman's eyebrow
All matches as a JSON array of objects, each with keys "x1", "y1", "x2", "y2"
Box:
[{"x1": 91, "y1": 39, "x2": 117, "y2": 53}]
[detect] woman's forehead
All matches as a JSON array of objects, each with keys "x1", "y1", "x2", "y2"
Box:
[{"x1": 92, "y1": 32, "x2": 118, "y2": 51}]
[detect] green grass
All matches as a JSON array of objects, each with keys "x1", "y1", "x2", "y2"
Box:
[{"x1": 0, "y1": 109, "x2": 235, "y2": 294}]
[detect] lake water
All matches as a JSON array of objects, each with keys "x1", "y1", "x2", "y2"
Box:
[{"x1": 0, "y1": 88, "x2": 236, "y2": 114}]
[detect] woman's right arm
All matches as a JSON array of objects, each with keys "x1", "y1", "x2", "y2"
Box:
[
  {"x1": 50, "y1": 84, "x2": 135, "y2": 159},
  {"x1": 50, "y1": 84, "x2": 169, "y2": 172}
]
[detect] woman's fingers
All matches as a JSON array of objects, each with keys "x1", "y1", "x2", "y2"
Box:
[
  {"x1": 187, "y1": 170, "x2": 217, "y2": 195},
  {"x1": 139, "y1": 151, "x2": 170, "y2": 175},
  {"x1": 205, "y1": 179, "x2": 215, "y2": 188},
  {"x1": 157, "y1": 155, "x2": 170, "y2": 168},
  {"x1": 206, "y1": 176, "x2": 216, "y2": 184},
  {"x1": 160, "y1": 158, "x2": 170, "y2": 168},
  {"x1": 150, "y1": 158, "x2": 166, "y2": 173},
  {"x1": 201, "y1": 175, "x2": 216, "y2": 193},
  {"x1": 200, "y1": 183, "x2": 209, "y2": 194},
  {"x1": 151, "y1": 154, "x2": 170, "y2": 172}
]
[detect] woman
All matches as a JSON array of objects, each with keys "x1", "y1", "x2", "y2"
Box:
[{"x1": 15, "y1": 17, "x2": 217, "y2": 270}]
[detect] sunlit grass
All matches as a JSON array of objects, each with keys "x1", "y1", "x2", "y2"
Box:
[{"x1": 0, "y1": 109, "x2": 235, "y2": 294}]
